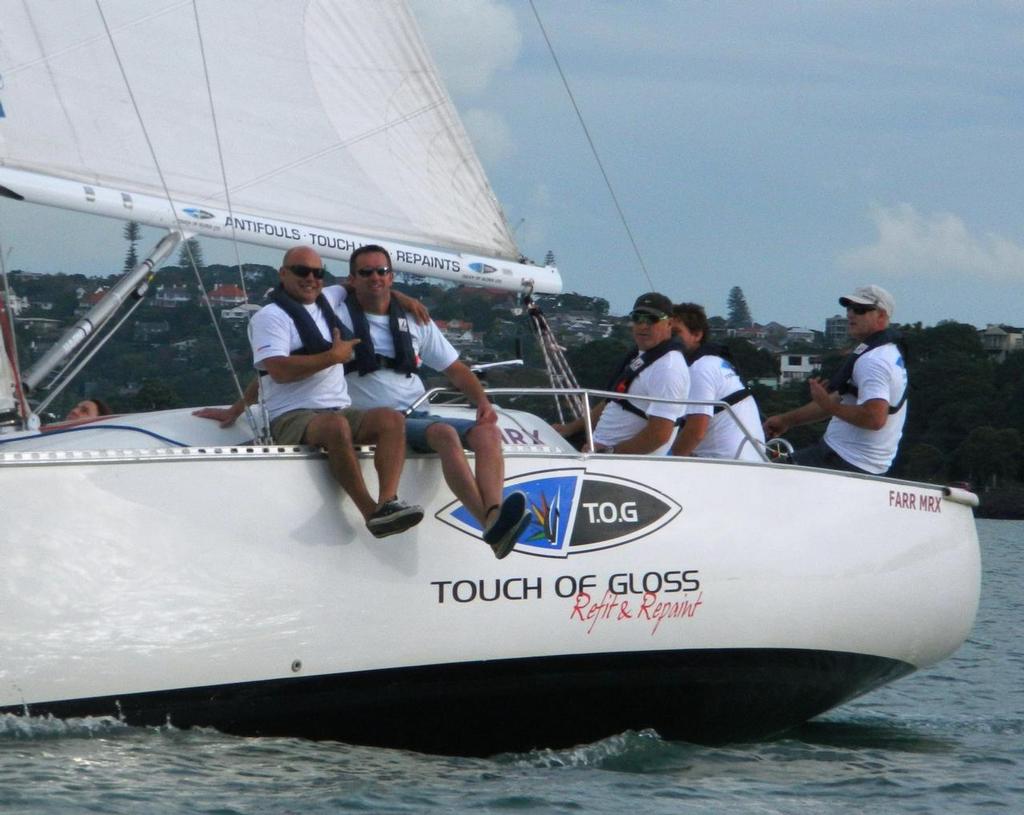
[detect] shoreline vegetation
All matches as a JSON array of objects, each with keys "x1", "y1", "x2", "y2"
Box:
[{"x1": 6, "y1": 265, "x2": 1022, "y2": 513}]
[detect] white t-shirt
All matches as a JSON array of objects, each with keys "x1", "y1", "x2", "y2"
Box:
[
  {"x1": 249, "y1": 286, "x2": 350, "y2": 420},
  {"x1": 824, "y1": 342, "x2": 908, "y2": 474},
  {"x1": 334, "y1": 290, "x2": 460, "y2": 411},
  {"x1": 684, "y1": 353, "x2": 765, "y2": 461},
  {"x1": 593, "y1": 349, "x2": 689, "y2": 455}
]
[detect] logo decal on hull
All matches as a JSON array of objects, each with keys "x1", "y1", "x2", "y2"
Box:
[
  {"x1": 435, "y1": 468, "x2": 681, "y2": 558},
  {"x1": 182, "y1": 207, "x2": 215, "y2": 219}
]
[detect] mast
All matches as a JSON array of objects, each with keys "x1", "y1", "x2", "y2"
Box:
[{"x1": 20, "y1": 232, "x2": 182, "y2": 393}]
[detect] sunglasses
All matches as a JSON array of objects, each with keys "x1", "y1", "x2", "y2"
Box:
[
  {"x1": 355, "y1": 266, "x2": 392, "y2": 278},
  {"x1": 630, "y1": 311, "x2": 668, "y2": 325},
  {"x1": 286, "y1": 264, "x2": 326, "y2": 279},
  {"x1": 847, "y1": 304, "x2": 877, "y2": 315}
]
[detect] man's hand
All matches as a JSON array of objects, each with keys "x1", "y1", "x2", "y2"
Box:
[
  {"x1": 193, "y1": 405, "x2": 241, "y2": 428},
  {"x1": 391, "y1": 290, "x2": 431, "y2": 325},
  {"x1": 476, "y1": 397, "x2": 498, "y2": 425},
  {"x1": 328, "y1": 329, "x2": 361, "y2": 365},
  {"x1": 763, "y1": 414, "x2": 788, "y2": 439},
  {"x1": 808, "y1": 377, "x2": 834, "y2": 413}
]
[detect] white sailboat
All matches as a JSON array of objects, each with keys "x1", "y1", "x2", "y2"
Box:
[{"x1": 0, "y1": 1, "x2": 980, "y2": 755}]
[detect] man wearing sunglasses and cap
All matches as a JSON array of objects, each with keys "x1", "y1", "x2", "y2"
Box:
[
  {"x1": 555, "y1": 292, "x2": 689, "y2": 456},
  {"x1": 763, "y1": 284, "x2": 908, "y2": 475},
  {"x1": 240, "y1": 245, "x2": 425, "y2": 538},
  {"x1": 330, "y1": 244, "x2": 530, "y2": 560}
]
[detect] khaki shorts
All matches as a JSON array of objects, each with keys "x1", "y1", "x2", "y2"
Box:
[{"x1": 270, "y1": 407, "x2": 366, "y2": 444}]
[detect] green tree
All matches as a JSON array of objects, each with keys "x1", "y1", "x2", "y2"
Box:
[
  {"x1": 726, "y1": 286, "x2": 752, "y2": 328},
  {"x1": 176, "y1": 237, "x2": 204, "y2": 269},
  {"x1": 544, "y1": 249, "x2": 556, "y2": 266},
  {"x1": 122, "y1": 220, "x2": 141, "y2": 273}
]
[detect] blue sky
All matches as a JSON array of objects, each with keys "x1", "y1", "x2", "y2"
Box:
[
  {"x1": 3, "y1": 1, "x2": 1022, "y2": 331},
  {"x1": 414, "y1": 0, "x2": 1024, "y2": 329}
]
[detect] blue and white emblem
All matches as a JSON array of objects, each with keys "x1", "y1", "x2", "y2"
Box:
[{"x1": 436, "y1": 468, "x2": 681, "y2": 558}]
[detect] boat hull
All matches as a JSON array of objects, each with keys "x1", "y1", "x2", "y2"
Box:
[
  {"x1": 0, "y1": 417, "x2": 980, "y2": 753},
  {"x1": 9, "y1": 649, "x2": 912, "y2": 755}
]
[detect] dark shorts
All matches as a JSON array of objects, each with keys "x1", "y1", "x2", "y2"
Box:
[
  {"x1": 405, "y1": 410, "x2": 478, "y2": 454},
  {"x1": 789, "y1": 439, "x2": 876, "y2": 475},
  {"x1": 270, "y1": 407, "x2": 365, "y2": 444}
]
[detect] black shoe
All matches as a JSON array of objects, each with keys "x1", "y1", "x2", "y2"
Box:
[
  {"x1": 367, "y1": 498, "x2": 424, "y2": 538},
  {"x1": 483, "y1": 491, "x2": 530, "y2": 560}
]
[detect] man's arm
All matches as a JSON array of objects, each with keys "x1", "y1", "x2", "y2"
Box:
[
  {"x1": 443, "y1": 359, "x2": 497, "y2": 424},
  {"x1": 763, "y1": 378, "x2": 834, "y2": 438},
  {"x1": 263, "y1": 329, "x2": 360, "y2": 383},
  {"x1": 808, "y1": 377, "x2": 889, "y2": 430},
  {"x1": 609, "y1": 416, "x2": 677, "y2": 455},
  {"x1": 670, "y1": 414, "x2": 709, "y2": 456},
  {"x1": 552, "y1": 401, "x2": 606, "y2": 439},
  {"x1": 193, "y1": 377, "x2": 258, "y2": 427}
]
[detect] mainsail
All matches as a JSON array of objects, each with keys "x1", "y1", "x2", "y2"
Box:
[{"x1": 0, "y1": 0, "x2": 560, "y2": 292}]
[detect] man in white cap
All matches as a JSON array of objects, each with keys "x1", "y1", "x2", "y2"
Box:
[{"x1": 764, "y1": 285, "x2": 908, "y2": 475}]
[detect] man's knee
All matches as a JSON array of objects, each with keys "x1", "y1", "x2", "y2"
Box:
[
  {"x1": 358, "y1": 407, "x2": 404, "y2": 443},
  {"x1": 425, "y1": 421, "x2": 461, "y2": 452},
  {"x1": 309, "y1": 413, "x2": 353, "y2": 447},
  {"x1": 467, "y1": 422, "x2": 501, "y2": 451}
]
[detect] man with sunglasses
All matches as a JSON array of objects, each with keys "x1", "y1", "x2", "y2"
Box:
[
  {"x1": 554, "y1": 292, "x2": 689, "y2": 456},
  {"x1": 245, "y1": 245, "x2": 424, "y2": 538},
  {"x1": 764, "y1": 285, "x2": 908, "y2": 475},
  {"x1": 331, "y1": 244, "x2": 530, "y2": 560}
]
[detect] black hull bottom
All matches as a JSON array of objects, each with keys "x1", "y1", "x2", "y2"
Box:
[{"x1": 4, "y1": 649, "x2": 914, "y2": 755}]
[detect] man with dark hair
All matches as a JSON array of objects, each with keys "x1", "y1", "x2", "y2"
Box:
[
  {"x1": 670, "y1": 302, "x2": 765, "y2": 461},
  {"x1": 65, "y1": 397, "x2": 112, "y2": 421},
  {"x1": 245, "y1": 245, "x2": 423, "y2": 537},
  {"x1": 337, "y1": 244, "x2": 529, "y2": 560},
  {"x1": 555, "y1": 292, "x2": 689, "y2": 455},
  {"x1": 764, "y1": 285, "x2": 907, "y2": 475}
]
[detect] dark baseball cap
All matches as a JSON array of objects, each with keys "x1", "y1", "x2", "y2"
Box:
[{"x1": 631, "y1": 292, "x2": 673, "y2": 318}]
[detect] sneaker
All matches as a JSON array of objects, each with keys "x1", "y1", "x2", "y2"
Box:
[
  {"x1": 367, "y1": 498, "x2": 424, "y2": 538},
  {"x1": 483, "y1": 490, "x2": 530, "y2": 560}
]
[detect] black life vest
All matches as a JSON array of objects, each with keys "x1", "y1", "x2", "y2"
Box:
[
  {"x1": 605, "y1": 338, "x2": 686, "y2": 419},
  {"x1": 343, "y1": 295, "x2": 418, "y2": 377},
  {"x1": 267, "y1": 285, "x2": 352, "y2": 356},
  {"x1": 826, "y1": 327, "x2": 908, "y2": 414}
]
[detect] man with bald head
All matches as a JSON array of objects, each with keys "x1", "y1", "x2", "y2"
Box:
[{"x1": 247, "y1": 245, "x2": 423, "y2": 537}]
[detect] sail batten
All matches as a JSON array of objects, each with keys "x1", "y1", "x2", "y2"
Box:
[{"x1": 0, "y1": 0, "x2": 530, "y2": 265}]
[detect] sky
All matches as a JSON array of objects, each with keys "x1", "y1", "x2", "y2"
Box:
[{"x1": 3, "y1": 1, "x2": 1023, "y2": 331}]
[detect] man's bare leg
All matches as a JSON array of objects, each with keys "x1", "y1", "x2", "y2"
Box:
[
  {"x1": 426, "y1": 422, "x2": 485, "y2": 523},
  {"x1": 304, "y1": 413, "x2": 376, "y2": 520},
  {"x1": 353, "y1": 407, "x2": 407, "y2": 504}
]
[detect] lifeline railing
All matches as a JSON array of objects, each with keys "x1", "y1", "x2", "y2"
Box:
[{"x1": 408, "y1": 385, "x2": 790, "y2": 463}]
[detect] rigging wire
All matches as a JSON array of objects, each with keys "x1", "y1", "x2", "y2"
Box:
[
  {"x1": 93, "y1": 0, "x2": 248, "y2": 406},
  {"x1": 527, "y1": 0, "x2": 655, "y2": 292},
  {"x1": 189, "y1": 0, "x2": 247, "y2": 302}
]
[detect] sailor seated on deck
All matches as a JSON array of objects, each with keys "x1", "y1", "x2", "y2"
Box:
[
  {"x1": 196, "y1": 246, "x2": 423, "y2": 539},
  {"x1": 332, "y1": 244, "x2": 530, "y2": 561},
  {"x1": 195, "y1": 245, "x2": 529, "y2": 559},
  {"x1": 669, "y1": 302, "x2": 765, "y2": 462},
  {"x1": 553, "y1": 292, "x2": 689, "y2": 455},
  {"x1": 763, "y1": 285, "x2": 908, "y2": 476}
]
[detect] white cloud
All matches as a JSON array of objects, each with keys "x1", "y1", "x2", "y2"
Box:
[
  {"x1": 409, "y1": 0, "x2": 521, "y2": 96},
  {"x1": 460, "y1": 108, "x2": 515, "y2": 165},
  {"x1": 839, "y1": 203, "x2": 1024, "y2": 281}
]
